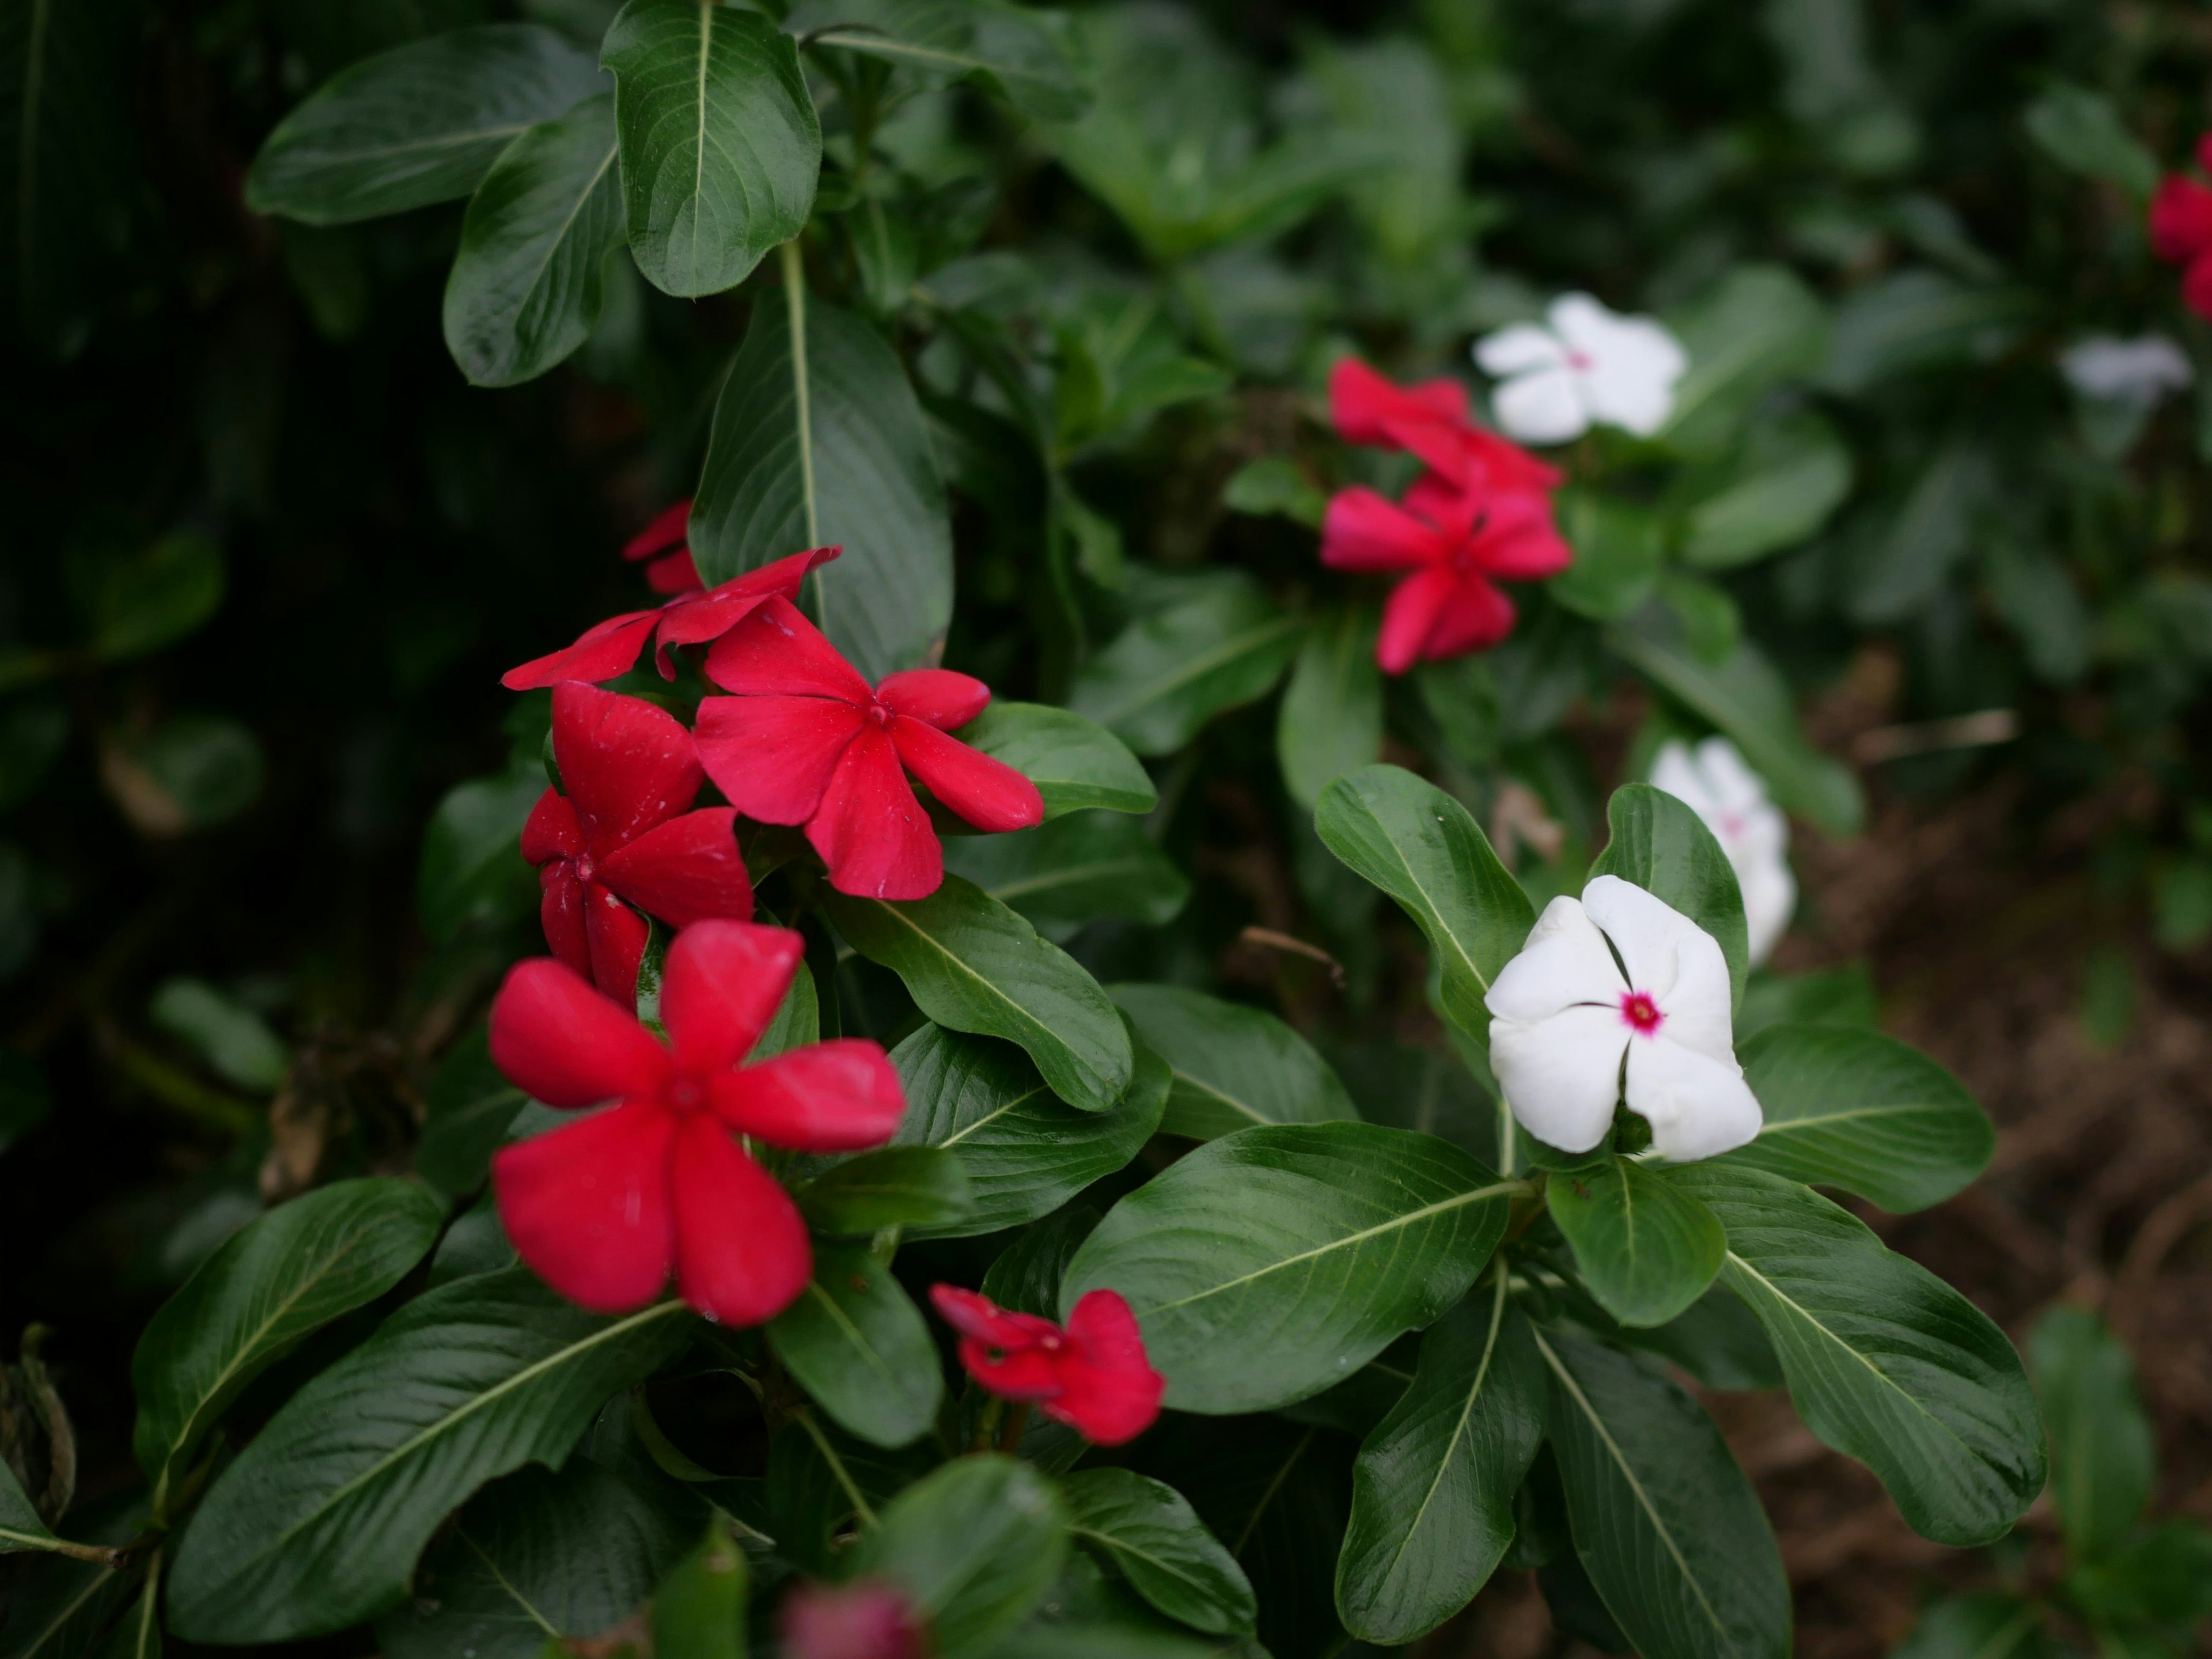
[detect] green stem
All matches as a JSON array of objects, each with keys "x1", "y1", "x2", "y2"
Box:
[
  {"x1": 995, "y1": 1401, "x2": 1031, "y2": 1455},
  {"x1": 794, "y1": 1409, "x2": 877, "y2": 1531},
  {"x1": 111, "y1": 1037, "x2": 257, "y2": 1136}
]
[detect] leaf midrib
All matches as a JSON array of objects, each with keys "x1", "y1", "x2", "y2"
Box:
[
  {"x1": 983, "y1": 855, "x2": 1164, "y2": 903},
  {"x1": 934, "y1": 1081, "x2": 1053, "y2": 1147},
  {"x1": 460, "y1": 1526, "x2": 559, "y2": 1637},
  {"x1": 1748, "y1": 1103, "x2": 1951, "y2": 1137},
  {"x1": 1344, "y1": 805, "x2": 1491, "y2": 997},
  {"x1": 1374, "y1": 1275, "x2": 1509, "y2": 1588}
]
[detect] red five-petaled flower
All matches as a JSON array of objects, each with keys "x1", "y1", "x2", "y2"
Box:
[
  {"x1": 1329, "y1": 357, "x2": 1562, "y2": 497},
  {"x1": 522, "y1": 682, "x2": 754, "y2": 999},
  {"x1": 488, "y1": 921, "x2": 905, "y2": 1325},
  {"x1": 622, "y1": 499, "x2": 704, "y2": 597},
  {"x1": 927, "y1": 1285, "x2": 1165, "y2": 1445},
  {"x1": 2150, "y1": 135, "x2": 2212, "y2": 321},
  {"x1": 693, "y1": 597, "x2": 1044, "y2": 900}
]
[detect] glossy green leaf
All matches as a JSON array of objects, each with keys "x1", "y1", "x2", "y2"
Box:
[
  {"x1": 766, "y1": 1244, "x2": 943, "y2": 1449},
  {"x1": 797, "y1": 1146, "x2": 973, "y2": 1234},
  {"x1": 1549, "y1": 1157, "x2": 1726, "y2": 1328},
  {"x1": 416, "y1": 1024, "x2": 529, "y2": 1199},
  {"x1": 1672, "y1": 1164, "x2": 2046, "y2": 1546},
  {"x1": 942, "y1": 812, "x2": 1188, "y2": 935},
  {"x1": 245, "y1": 25, "x2": 605, "y2": 224},
  {"x1": 1062, "y1": 1468, "x2": 1255, "y2": 1635},
  {"x1": 1314, "y1": 765, "x2": 1534, "y2": 1042},
  {"x1": 1535, "y1": 1327, "x2": 1790, "y2": 1659},
  {"x1": 1656, "y1": 264, "x2": 1828, "y2": 460},
  {"x1": 691, "y1": 291, "x2": 952, "y2": 681},
  {"x1": 442, "y1": 93, "x2": 626, "y2": 387},
  {"x1": 2028, "y1": 1305, "x2": 2154, "y2": 1563},
  {"x1": 418, "y1": 763, "x2": 543, "y2": 943},
  {"x1": 166, "y1": 1268, "x2": 692, "y2": 1643},
  {"x1": 1335, "y1": 1279, "x2": 1545, "y2": 1643},
  {"x1": 1721, "y1": 1023, "x2": 1993, "y2": 1213},
  {"x1": 1061, "y1": 1122, "x2": 1514, "y2": 1414},
  {"x1": 1067, "y1": 573, "x2": 1304, "y2": 756},
  {"x1": 1676, "y1": 412, "x2": 1853, "y2": 572},
  {"x1": 1551, "y1": 491, "x2": 1663, "y2": 622},
  {"x1": 600, "y1": 0, "x2": 819, "y2": 297},
  {"x1": 1588, "y1": 782, "x2": 1749, "y2": 1011},
  {"x1": 952, "y1": 703, "x2": 1156, "y2": 818},
  {"x1": 791, "y1": 0, "x2": 1089, "y2": 121},
  {"x1": 1108, "y1": 983, "x2": 1354, "y2": 1141},
  {"x1": 824, "y1": 876, "x2": 1132, "y2": 1112},
  {"x1": 0, "y1": 1494, "x2": 146, "y2": 1659},
  {"x1": 650, "y1": 1519, "x2": 749, "y2": 1659},
  {"x1": 980, "y1": 1206, "x2": 1097, "y2": 1318},
  {"x1": 889, "y1": 1022, "x2": 1165, "y2": 1237},
  {"x1": 131, "y1": 1177, "x2": 444, "y2": 1520},
  {"x1": 848, "y1": 1456, "x2": 1069, "y2": 1657},
  {"x1": 1277, "y1": 606, "x2": 1381, "y2": 809},
  {"x1": 1616, "y1": 1282, "x2": 1785, "y2": 1392}
]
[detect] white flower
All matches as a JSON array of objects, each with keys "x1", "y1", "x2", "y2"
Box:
[
  {"x1": 1485, "y1": 875, "x2": 1762, "y2": 1162},
  {"x1": 1472, "y1": 293, "x2": 1688, "y2": 445},
  {"x1": 1649, "y1": 737, "x2": 1797, "y2": 967},
  {"x1": 2058, "y1": 335, "x2": 2192, "y2": 407}
]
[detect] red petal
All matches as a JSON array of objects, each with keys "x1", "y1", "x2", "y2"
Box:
[
  {"x1": 1320, "y1": 487, "x2": 1449, "y2": 572},
  {"x1": 874, "y1": 669, "x2": 990, "y2": 730},
  {"x1": 493, "y1": 1100, "x2": 676, "y2": 1312},
  {"x1": 2198, "y1": 134, "x2": 2212, "y2": 176},
  {"x1": 928, "y1": 1285, "x2": 1058, "y2": 1348},
  {"x1": 622, "y1": 499, "x2": 692, "y2": 562},
  {"x1": 487, "y1": 957, "x2": 670, "y2": 1108},
  {"x1": 671, "y1": 1116, "x2": 812, "y2": 1325},
  {"x1": 807, "y1": 726, "x2": 943, "y2": 901},
  {"x1": 709, "y1": 1040, "x2": 906, "y2": 1150},
  {"x1": 694, "y1": 694, "x2": 863, "y2": 825},
  {"x1": 2186, "y1": 251, "x2": 2212, "y2": 323},
  {"x1": 702, "y1": 595, "x2": 872, "y2": 702},
  {"x1": 599, "y1": 808, "x2": 752, "y2": 929},
  {"x1": 539, "y1": 866, "x2": 592, "y2": 980},
  {"x1": 2151, "y1": 175, "x2": 2212, "y2": 264},
  {"x1": 1047, "y1": 1290, "x2": 1165, "y2": 1445},
  {"x1": 1328, "y1": 358, "x2": 1468, "y2": 444},
  {"x1": 551, "y1": 681, "x2": 702, "y2": 859},
  {"x1": 660, "y1": 919, "x2": 804, "y2": 1074},
  {"x1": 1400, "y1": 474, "x2": 1482, "y2": 537},
  {"x1": 889, "y1": 718, "x2": 1043, "y2": 832},
  {"x1": 1469, "y1": 491, "x2": 1573, "y2": 579},
  {"x1": 1376, "y1": 565, "x2": 1460, "y2": 676},
  {"x1": 502, "y1": 612, "x2": 658, "y2": 691},
  {"x1": 652, "y1": 547, "x2": 842, "y2": 671},
  {"x1": 779, "y1": 1583, "x2": 925, "y2": 1659},
  {"x1": 584, "y1": 884, "x2": 650, "y2": 1003},
  {"x1": 1421, "y1": 576, "x2": 1517, "y2": 661},
  {"x1": 521, "y1": 789, "x2": 585, "y2": 864},
  {"x1": 645, "y1": 550, "x2": 703, "y2": 596},
  {"x1": 1456, "y1": 427, "x2": 1562, "y2": 497}
]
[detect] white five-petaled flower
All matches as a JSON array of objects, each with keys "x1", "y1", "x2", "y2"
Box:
[
  {"x1": 1473, "y1": 294, "x2": 1688, "y2": 445},
  {"x1": 2057, "y1": 335, "x2": 2192, "y2": 407},
  {"x1": 1649, "y1": 736, "x2": 1796, "y2": 967},
  {"x1": 1486, "y1": 875, "x2": 1762, "y2": 1163}
]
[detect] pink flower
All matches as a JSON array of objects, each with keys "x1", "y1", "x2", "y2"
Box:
[
  {"x1": 2149, "y1": 148, "x2": 2212, "y2": 323},
  {"x1": 780, "y1": 1581, "x2": 924, "y2": 1659},
  {"x1": 621, "y1": 499, "x2": 704, "y2": 597},
  {"x1": 928, "y1": 1285, "x2": 1165, "y2": 1445},
  {"x1": 1328, "y1": 358, "x2": 1562, "y2": 498}
]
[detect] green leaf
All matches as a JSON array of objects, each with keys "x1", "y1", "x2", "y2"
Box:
[
  {"x1": 848, "y1": 1456, "x2": 1069, "y2": 1657},
  {"x1": 1062, "y1": 1469, "x2": 1255, "y2": 1636},
  {"x1": 1818, "y1": 270, "x2": 2035, "y2": 396},
  {"x1": 650, "y1": 1519, "x2": 749, "y2": 1659},
  {"x1": 416, "y1": 1024, "x2": 529, "y2": 1199},
  {"x1": 749, "y1": 956, "x2": 819, "y2": 1060},
  {"x1": 824, "y1": 877, "x2": 1132, "y2": 1112},
  {"x1": 1897, "y1": 1594, "x2": 2056, "y2": 1659},
  {"x1": 1620, "y1": 1282, "x2": 1785, "y2": 1392},
  {"x1": 1841, "y1": 438, "x2": 1993, "y2": 626},
  {"x1": 600, "y1": 0, "x2": 819, "y2": 297},
  {"x1": 1277, "y1": 606, "x2": 1381, "y2": 809},
  {"x1": 797, "y1": 1146, "x2": 973, "y2": 1234},
  {"x1": 2063, "y1": 1521, "x2": 2212, "y2": 1628},
  {"x1": 102, "y1": 714, "x2": 264, "y2": 834},
  {"x1": 1550, "y1": 492, "x2": 1663, "y2": 622},
  {"x1": 0, "y1": 1051, "x2": 50, "y2": 1154},
  {"x1": 766, "y1": 1244, "x2": 944, "y2": 1449},
  {"x1": 1334, "y1": 1279, "x2": 1544, "y2": 1644},
  {"x1": 1549, "y1": 1158, "x2": 1726, "y2": 1329},
  {"x1": 1067, "y1": 573, "x2": 1304, "y2": 756},
  {"x1": 1224, "y1": 457, "x2": 1325, "y2": 528},
  {"x1": 980, "y1": 1206, "x2": 1098, "y2": 1318},
  {"x1": 2023, "y1": 83, "x2": 2157, "y2": 200},
  {"x1": 442, "y1": 93, "x2": 626, "y2": 387},
  {"x1": 2029, "y1": 1305, "x2": 2154, "y2": 1562},
  {"x1": 1061, "y1": 1122, "x2": 1514, "y2": 1414},
  {"x1": 942, "y1": 813, "x2": 1188, "y2": 935},
  {"x1": 791, "y1": 0, "x2": 1089, "y2": 121},
  {"x1": 245, "y1": 25, "x2": 606, "y2": 224},
  {"x1": 81, "y1": 532, "x2": 224, "y2": 662},
  {"x1": 1675, "y1": 413, "x2": 1853, "y2": 573},
  {"x1": 952, "y1": 703, "x2": 1156, "y2": 818},
  {"x1": 1672, "y1": 1165, "x2": 2046, "y2": 1546},
  {"x1": 1535, "y1": 1328, "x2": 1790, "y2": 1659},
  {"x1": 1719, "y1": 1023, "x2": 1993, "y2": 1213},
  {"x1": 1314, "y1": 765, "x2": 1535, "y2": 1042},
  {"x1": 0, "y1": 1494, "x2": 146, "y2": 1659},
  {"x1": 417, "y1": 763, "x2": 545, "y2": 943},
  {"x1": 691, "y1": 290, "x2": 951, "y2": 680},
  {"x1": 890, "y1": 1022, "x2": 1165, "y2": 1238},
  {"x1": 0, "y1": 696, "x2": 68, "y2": 817},
  {"x1": 165, "y1": 1268, "x2": 692, "y2": 1643},
  {"x1": 1588, "y1": 782, "x2": 1749, "y2": 1012},
  {"x1": 1108, "y1": 983, "x2": 1355, "y2": 1141},
  {"x1": 0, "y1": 1456, "x2": 60, "y2": 1555},
  {"x1": 131, "y1": 1177, "x2": 444, "y2": 1520},
  {"x1": 148, "y1": 977, "x2": 287, "y2": 1093},
  {"x1": 1656, "y1": 265, "x2": 1828, "y2": 460}
]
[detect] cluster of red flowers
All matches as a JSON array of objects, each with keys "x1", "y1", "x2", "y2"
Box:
[
  {"x1": 1320, "y1": 359, "x2": 1572, "y2": 675},
  {"x1": 2152, "y1": 138, "x2": 2212, "y2": 320},
  {"x1": 929, "y1": 1284, "x2": 1165, "y2": 1444}
]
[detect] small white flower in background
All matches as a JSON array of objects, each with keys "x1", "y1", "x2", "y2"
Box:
[
  {"x1": 1486, "y1": 875, "x2": 1762, "y2": 1162},
  {"x1": 2058, "y1": 335, "x2": 2191, "y2": 407},
  {"x1": 1649, "y1": 736, "x2": 1797, "y2": 967},
  {"x1": 1472, "y1": 293, "x2": 1688, "y2": 445}
]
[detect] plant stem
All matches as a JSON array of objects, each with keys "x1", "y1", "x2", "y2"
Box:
[
  {"x1": 794, "y1": 1409, "x2": 877, "y2": 1531},
  {"x1": 995, "y1": 1402, "x2": 1031, "y2": 1455}
]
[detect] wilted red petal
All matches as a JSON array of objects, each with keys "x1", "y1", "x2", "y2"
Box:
[
  {"x1": 780, "y1": 1581, "x2": 925, "y2": 1659},
  {"x1": 1320, "y1": 487, "x2": 1449, "y2": 573},
  {"x1": 2151, "y1": 175, "x2": 2212, "y2": 264},
  {"x1": 502, "y1": 611, "x2": 659, "y2": 691},
  {"x1": 653, "y1": 548, "x2": 842, "y2": 668},
  {"x1": 622, "y1": 499, "x2": 692, "y2": 562},
  {"x1": 584, "y1": 884, "x2": 650, "y2": 1003},
  {"x1": 710, "y1": 1040, "x2": 906, "y2": 1150},
  {"x1": 539, "y1": 866, "x2": 592, "y2": 980},
  {"x1": 1376, "y1": 565, "x2": 1460, "y2": 676},
  {"x1": 598, "y1": 808, "x2": 752, "y2": 929},
  {"x1": 521, "y1": 788, "x2": 585, "y2": 865},
  {"x1": 808, "y1": 726, "x2": 942, "y2": 900},
  {"x1": 889, "y1": 718, "x2": 1043, "y2": 833},
  {"x1": 660, "y1": 920, "x2": 804, "y2": 1074},
  {"x1": 1420, "y1": 575, "x2": 1517, "y2": 661},
  {"x1": 874, "y1": 669, "x2": 991, "y2": 731},
  {"x1": 645, "y1": 550, "x2": 702, "y2": 596},
  {"x1": 551, "y1": 681, "x2": 702, "y2": 859},
  {"x1": 695, "y1": 694, "x2": 865, "y2": 825},
  {"x1": 491, "y1": 1100, "x2": 676, "y2": 1312},
  {"x1": 488, "y1": 957, "x2": 670, "y2": 1108},
  {"x1": 702, "y1": 595, "x2": 873, "y2": 702},
  {"x1": 2186, "y1": 251, "x2": 2212, "y2": 323},
  {"x1": 1046, "y1": 1290, "x2": 1165, "y2": 1445},
  {"x1": 1469, "y1": 491, "x2": 1573, "y2": 579},
  {"x1": 671, "y1": 1116, "x2": 812, "y2": 1325}
]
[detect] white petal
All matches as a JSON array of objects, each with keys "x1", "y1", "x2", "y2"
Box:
[
  {"x1": 1625, "y1": 1035, "x2": 1763, "y2": 1162},
  {"x1": 1491, "y1": 365, "x2": 1588, "y2": 444},
  {"x1": 2058, "y1": 335, "x2": 2192, "y2": 404},
  {"x1": 1485, "y1": 895, "x2": 1623, "y2": 1025},
  {"x1": 1491, "y1": 1005, "x2": 1630, "y2": 1154},
  {"x1": 1474, "y1": 323, "x2": 1566, "y2": 377},
  {"x1": 1548, "y1": 295, "x2": 1687, "y2": 437},
  {"x1": 1692, "y1": 737, "x2": 1770, "y2": 817},
  {"x1": 1736, "y1": 851, "x2": 1797, "y2": 967},
  {"x1": 1649, "y1": 740, "x2": 1719, "y2": 819}
]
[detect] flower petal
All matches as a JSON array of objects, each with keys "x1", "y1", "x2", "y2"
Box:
[
  {"x1": 1490, "y1": 1004, "x2": 1630, "y2": 1154},
  {"x1": 1328, "y1": 357, "x2": 1469, "y2": 445},
  {"x1": 1550, "y1": 293, "x2": 1687, "y2": 434},
  {"x1": 2184, "y1": 250, "x2": 2212, "y2": 324},
  {"x1": 598, "y1": 807, "x2": 753, "y2": 929},
  {"x1": 521, "y1": 788, "x2": 584, "y2": 864},
  {"x1": 645, "y1": 550, "x2": 702, "y2": 596},
  {"x1": 1580, "y1": 874, "x2": 1731, "y2": 1046},
  {"x1": 709, "y1": 1039, "x2": 906, "y2": 1150},
  {"x1": 2150, "y1": 175, "x2": 2212, "y2": 265},
  {"x1": 551, "y1": 681, "x2": 702, "y2": 858},
  {"x1": 694, "y1": 694, "x2": 864, "y2": 825},
  {"x1": 1468, "y1": 491, "x2": 1573, "y2": 579},
  {"x1": 808, "y1": 725, "x2": 942, "y2": 900},
  {"x1": 1048, "y1": 1290, "x2": 1165, "y2": 1445},
  {"x1": 1491, "y1": 363, "x2": 1588, "y2": 445},
  {"x1": 492, "y1": 1100, "x2": 675, "y2": 1312},
  {"x1": 502, "y1": 612, "x2": 658, "y2": 691},
  {"x1": 622, "y1": 499, "x2": 692, "y2": 562},
  {"x1": 1625, "y1": 1036, "x2": 1763, "y2": 1163},
  {"x1": 1320, "y1": 487, "x2": 1449, "y2": 573},
  {"x1": 927, "y1": 1285, "x2": 1060, "y2": 1348},
  {"x1": 1484, "y1": 895, "x2": 1624, "y2": 1024},
  {"x1": 1648, "y1": 740, "x2": 1715, "y2": 818},
  {"x1": 1376, "y1": 565, "x2": 1459, "y2": 675},
  {"x1": 875, "y1": 669, "x2": 991, "y2": 731},
  {"x1": 1738, "y1": 853, "x2": 1797, "y2": 969},
  {"x1": 539, "y1": 867, "x2": 592, "y2": 980},
  {"x1": 702, "y1": 594, "x2": 872, "y2": 702},
  {"x1": 660, "y1": 919, "x2": 805, "y2": 1074},
  {"x1": 654, "y1": 548, "x2": 843, "y2": 666},
  {"x1": 584, "y1": 883, "x2": 651, "y2": 1004},
  {"x1": 1418, "y1": 576, "x2": 1516, "y2": 662},
  {"x1": 1474, "y1": 321, "x2": 1566, "y2": 378},
  {"x1": 889, "y1": 717, "x2": 1043, "y2": 833},
  {"x1": 670, "y1": 1115, "x2": 812, "y2": 1325},
  {"x1": 488, "y1": 957, "x2": 670, "y2": 1108}
]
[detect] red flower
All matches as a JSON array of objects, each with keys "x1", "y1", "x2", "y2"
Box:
[
  {"x1": 692, "y1": 598, "x2": 1044, "y2": 900},
  {"x1": 1329, "y1": 357, "x2": 1562, "y2": 497},
  {"x1": 622, "y1": 499, "x2": 704, "y2": 597},
  {"x1": 780, "y1": 1581, "x2": 924, "y2": 1659},
  {"x1": 521, "y1": 681, "x2": 754, "y2": 1000},
  {"x1": 2149, "y1": 153, "x2": 2212, "y2": 322},
  {"x1": 488, "y1": 921, "x2": 904, "y2": 1325},
  {"x1": 1322, "y1": 475, "x2": 1572, "y2": 673},
  {"x1": 502, "y1": 545, "x2": 839, "y2": 691},
  {"x1": 927, "y1": 1285, "x2": 1165, "y2": 1445}
]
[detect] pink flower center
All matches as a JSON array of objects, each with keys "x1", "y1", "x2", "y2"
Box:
[
  {"x1": 570, "y1": 854, "x2": 596, "y2": 885},
  {"x1": 1566, "y1": 349, "x2": 1594, "y2": 372},
  {"x1": 1620, "y1": 991, "x2": 1664, "y2": 1035},
  {"x1": 1039, "y1": 1332, "x2": 1063, "y2": 1352},
  {"x1": 668, "y1": 1077, "x2": 705, "y2": 1113},
  {"x1": 1719, "y1": 812, "x2": 1743, "y2": 839},
  {"x1": 865, "y1": 700, "x2": 895, "y2": 729}
]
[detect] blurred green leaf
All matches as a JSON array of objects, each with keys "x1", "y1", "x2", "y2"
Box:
[
  {"x1": 0, "y1": 1051, "x2": 50, "y2": 1154},
  {"x1": 1551, "y1": 492, "x2": 1662, "y2": 622},
  {"x1": 650, "y1": 1518, "x2": 749, "y2": 1659},
  {"x1": 1224, "y1": 457, "x2": 1325, "y2": 528},
  {"x1": 416, "y1": 763, "x2": 541, "y2": 942},
  {"x1": 149, "y1": 979, "x2": 287, "y2": 1093},
  {"x1": 849, "y1": 1456, "x2": 1070, "y2": 1657},
  {"x1": 943, "y1": 811, "x2": 1188, "y2": 935},
  {"x1": 1819, "y1": 270, "x2": 2034, "y2": 395},
  {"x1": 2063, "y1": 1521, "x2": 2212, "y2": 1627},
  {"x1": 76, "y1": 531, "x2": 224, "y2": 662},
  {"x1": 1675, "y1": 414, "x2": 1853, "y2": 573},
  {"x1": 1277, "y1": 605, "x2": 1381, "y2": 809},
  {"x1": 1892, "y1": 1593, "x2": 2050, "y2": 1659},
  {"x1": 1657, "y1": 266, "x2": 1828, "y2": 460},
  {"x1": 796, "y1": 1145, "x2": 974, "y2": 1233},
  {"x1": 416, "y1": 1023, "x2": 529, "y2": 1198},
  {"x1": 2029, "y1": 1306, "x2": 2155, "y2": 1563},
  {"x1": 1068, "y1": 573, "x2": 1303, "y2": 756},
  {"x1": 791, "y1": 0, "x2": 1089, "y2": 122},
  {"x1": 103, "y1": 715, "x2": 264, "y2": 835},
  {"x1": 2024, "y1": 82, "x2": 2157, "y2": 200}
]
